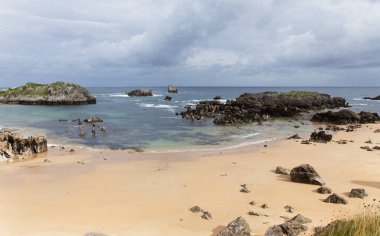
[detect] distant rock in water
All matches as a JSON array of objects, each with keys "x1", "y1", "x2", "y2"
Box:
[
  {"x1": 0, "y1": 82, "x2": 96, "y2": 105},
  {"x1": 363, "y1": 95, "x2": 380, "y2": 100},
  {"x1": 0, "y1": 129, "x2": 47, "y2": 160},
  {"x1": 311, "y1": 109, "x2": 380, "y2": 124},
  {"x1": 127, "y1": 89, "x2": 153, "y2": 96},
  {"x1": 168, "y1": 85, "x2": 178, "y2": 93},
  {"x1": 179, "y1": 91, "x2": 347, "y2": 125}
]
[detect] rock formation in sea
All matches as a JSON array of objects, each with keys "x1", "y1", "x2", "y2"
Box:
[
  {"x1": 0, "y1": 129, "x2": 47, "y2": 160},
  {"x1": 363, "y1": 95, "x2": 380, "y2": 100},
  {"x1": 0, "y1": 81, "x2": 96, "y2": 105},
  {"x1": 127, "y1": 89, "x2": 153, "y2": 96},
  {"x1": 311, "y1": 109, "x2": 380, "y2": 124},
  {"x1": 168, "y1": 85, "x2": 178, "y2": 93},
  {"x1": 179, "y1": 91, "x2": 347, "y2": 125}
]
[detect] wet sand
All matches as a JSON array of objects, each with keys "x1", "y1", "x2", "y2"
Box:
[{"x1": 0, "y1": 124, "x2": 379, "y2": 236}]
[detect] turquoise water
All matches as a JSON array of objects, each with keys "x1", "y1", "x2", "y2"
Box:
[{"x1": 0, "y1": 87, "x2": 379, "y2": 151}]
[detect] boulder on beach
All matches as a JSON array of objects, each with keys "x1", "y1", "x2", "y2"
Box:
[
  {"x1": 168, "y1": 85, "x2": 178, "y2": 93},
  {"x1": 311, "y1": 109, "x2": 380, "y2": 124},
  {"x1": 217, "y1": 217, "x2": 251, "y2": 236},
  {"x1": 0, "y1": 81, "x2": 96, "y2": 105},
  {"x1": 290, "y1": 164, "x2": 325, "y2": 186},
  {"x1": 264, "y1": 214, "x2": 311, "y2": 236},
  {"x1": 324, "y1": 193, "x2": 348, "y2": 204},
  {"x1": 317, "y1": 186, "x2": 332, "y2": 194},
  {"x1": 349, "y1": 188, "x2": 368, "y2": 198},
  {"x1": 310, "y1": 131, "x2": 332, "y2": 143},
  {"x1": 127, "y1": 89, "x2": 153, "y2": 96},
  {"x1": 275, "y1": 166, "x2": 290, "y2": 175},
  {"x1": 0, "y1": 129, "x2": 47, "y2": 160}
]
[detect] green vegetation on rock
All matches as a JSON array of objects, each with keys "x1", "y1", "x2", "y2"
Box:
[
  {"x1": 279, "y1": 91, "x2": 320, "y2": 98},
  {"x1": 0, "y1": 81, "x2": 71, "y2": 96}
]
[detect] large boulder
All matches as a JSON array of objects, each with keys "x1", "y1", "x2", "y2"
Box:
[
  {"x1": 0, "y1": 129, "x2": 47, "y2": 160},
  {"x1": 0, "y1": 82, "x2": 96, "y2": 105},
  {"x1": 290, "y1": 164, "x2": 325, "y2": 186},
  {"x1": 312, "y1": 109, "x2": 380, "y2": 124},
  {"x1": 127, "y1": 89, "x2": 153, "y2": 96},
  {"x1": 217, "y1": 217, "x2": 251, "y2": 236}
]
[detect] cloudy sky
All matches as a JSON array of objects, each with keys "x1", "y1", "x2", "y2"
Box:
[{"x1": 1, "y1": 0, "x2": 380, "y2": 87}]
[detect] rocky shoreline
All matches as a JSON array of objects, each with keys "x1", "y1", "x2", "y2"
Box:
[{"x1": 0, "y1": 82, "x2": 96, "y2": 105}]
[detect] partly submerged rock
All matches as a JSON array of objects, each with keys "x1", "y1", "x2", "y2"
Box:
[
  {"x1": 0, "y1": 81, "x2": 96, "y2": 105},
  {"x1": 349, "y1": 188, "x2": 368, "y2": 198},
  {"x1": 168, "y1": 85, "x2": 178, "y2": 93},
  {"x1": 290, "y1": 164, "x2": 325, "y2": 186},
  {"x1": 164, "y1": 95, "x2": 172, "y2": 101},
  {"x1": 217, "y1": 217, "x2": 251, "y2": 236},
  {"x1": 127, "y1": 89, "x2": 153, "y2": 96},
  {"x1": 311, "y1": 109, "x2": 380, "y2": 124},
  {"x1": 0, "y1": 129, "x2": 47, "y2": 160},
  {"x1": 363, "y1": 95, "x2": 380, "y2": 100},
  {"x1": 324, "y1": 193, "x2": 348, "y2": 204}
]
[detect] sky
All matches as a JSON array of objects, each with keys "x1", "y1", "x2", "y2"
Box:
[{"x1": 1, "y1": 0, "x2": 380, "y2": 87}]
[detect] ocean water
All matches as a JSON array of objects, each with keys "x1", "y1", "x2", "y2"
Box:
[{"x1": 0, "y1": 87, "x2": 379, "y2": 151}]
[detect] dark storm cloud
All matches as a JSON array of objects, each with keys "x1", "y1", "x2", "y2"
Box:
[{"x1": 0, "y1": 0, "x2": 380, "y2": 86}]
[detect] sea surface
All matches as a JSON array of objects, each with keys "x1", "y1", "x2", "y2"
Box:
[{"x1": 0, "y1": 87, "x2": 379, "y2": 152}]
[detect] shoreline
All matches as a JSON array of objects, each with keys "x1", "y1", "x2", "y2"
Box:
[{"x1": 0, "y1": 123, "x2": 379, "y2": 235}]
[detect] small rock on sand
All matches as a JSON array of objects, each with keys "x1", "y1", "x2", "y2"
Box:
[
  {"x1": 217, "y1": 217, "x2": 251, "y2": 236},
  {"x1": 317, "y1": 186, "x2": 332, "y2": 194},
  {"x1": 324, "y1": 193, "x2": 348, "y2": 204},
  {"x1": 189, "y1": 206, "x2": 202, "y2": 213},
  {"x1": 349, "y1": 188, "x2": 368, "y2": 198},
  {"x1": 275, "y1": 166, "x2": 290, "y2": 175},
  {"x1": 201, "y1": 211, "x2": 212, "y2": 220}
]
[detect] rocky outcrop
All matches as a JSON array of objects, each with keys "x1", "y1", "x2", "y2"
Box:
[
  {"x1": 0, "y1": 129, "x2": 47, "y2": 160},
  {"x1": 217, "y1": 217, "x2": 251, "y2": 236},
  {"x1": 264, "y1": 214, "x2": 311, "y2": 236},
  {"x1": 127, "y1": 89, "x2": 153, "y2": 96},
  {"x1": 0, "y1": 82, "x2": 96, "y2": 105},
  {"x1": 290, "y1": 164, "x2": 325, "y2": 186},
  {"x1": 179, "y1": 91, "x2": 346, "y2": 125},
  {"x1": 310, "y1": 131, "x2": 332, "y2": 143},
  {"x1": 363, "y1": 95, "x2": 380, "y2": 100},
  {"x1": 168, "y1": 85, "x2": 178, "y2": 93},
  {"x1": 311, "y1": 109, "x2": 380, "y2": 124}
]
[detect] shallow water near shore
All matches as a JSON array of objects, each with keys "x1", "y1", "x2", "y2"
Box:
[{"x1": 0, "y1": 87, "x2": 379, "y2": 151}]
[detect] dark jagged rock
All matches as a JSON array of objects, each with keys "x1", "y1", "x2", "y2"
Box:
[
  {"x1": 317, "y1": 186, "x2": 332, "y2": 194},
  {"x1": 264, "y1": 214, "x2": 311, "y2": 236},
  {"x1": 214, "y1": 96, "x2": 222, "y2": 100},
  {"x1": 127, "y1": 89, "x2": 153, "y2": 96},
  {"x1": 217, "y1": 217, "x2": 251, "y2": 236},
  {"x1": 180, "y1": 91, "x2": 346, "y2": 125},
  {"x1": 312, "y1": 109, "x2": 380, "y2": 125},
  {"x1": 83, "y1": 116, "x2": 103, "y2": 123},
  {"x1": 275, "y1": 166, "x2": 291, "y2": 175},
  {"x1": 363, "y1": 95, "x2": 380, "y2": 100},
  {"x1": 310, "y1": 131, "x2": 332, "y2": 143},
  {"x1": 168, "y1": 85, "x2": 178, "y2": 93},
  {"x1": 0, "y1": 129, "x2": 47, "y2": 160},
  {"x1": 324, "y1": 193, "x2": 348, "y2": 204},
  {"x1": 0, "y1": 81, "x2": 96, "y2": 105},
  {"x1": 164, "y1": 95, "x2": 172, "y2": 101},
  {"x1": 349, "y1": 188, "x2": 368, "y2": 198},
  {"x1": 290, "y1": 164, "x2": 325, "y2": 186}
]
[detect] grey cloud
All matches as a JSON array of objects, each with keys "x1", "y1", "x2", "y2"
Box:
[{"x1": 0, "y1": 0, "x2": 380, "y2": 86}]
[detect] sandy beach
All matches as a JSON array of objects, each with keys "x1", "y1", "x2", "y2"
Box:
[{"x1": 0, "y1": 124, "x2": 379, "y2": 236}]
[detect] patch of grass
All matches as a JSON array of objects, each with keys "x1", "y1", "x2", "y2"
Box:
[
  {"x1": 279, "y1": 91, "x2": 320, "y2": 98},
  {"x1": 316, "y1": 212, "x2": 380, "y2": 236},
  {"x1": 0, "y1": 81, "x2": 68, "y2": 96}
]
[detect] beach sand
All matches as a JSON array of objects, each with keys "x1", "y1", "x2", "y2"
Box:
[{"x1": 0, "y1": 124, "x2": 379, "y2": 236}]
